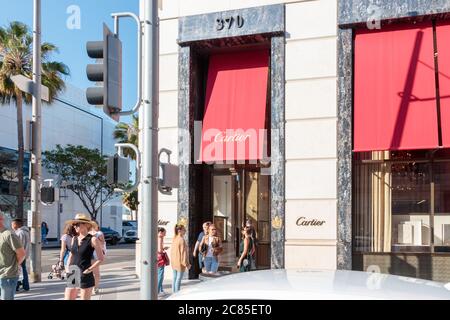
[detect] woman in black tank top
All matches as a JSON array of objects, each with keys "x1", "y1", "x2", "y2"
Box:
[
  {"x1": 71, "y1": 234, "x2": 95, "y2": 288},
  {"x1": 64, "y1": 214, "x2": 105, "y2": 300}
]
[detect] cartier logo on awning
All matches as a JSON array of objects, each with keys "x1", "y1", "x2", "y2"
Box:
[
  {"x1": 198, "y1": 49, "x2": 270, "y2": 163},
  {"x1": 296, "y1": 217, "x2": 326, "y2": 227}
]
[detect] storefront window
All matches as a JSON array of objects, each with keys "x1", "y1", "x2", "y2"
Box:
[
  {"x1": 391, "y1": 161, "x2": 431, "y2": 252},
  {"x1": 353, "y1": 150, "x2": 450, "y2": 253},
  {"x1": 433, "y1": 161, "x2": 450, "y2": 251},
  {"x1": 0, "y1": 146, "x2": 31, "y2": 216}
]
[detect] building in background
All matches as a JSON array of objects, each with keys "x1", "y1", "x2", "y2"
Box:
[{"x1": 0, "y1": 83, "x2": 125, "y2": 240}]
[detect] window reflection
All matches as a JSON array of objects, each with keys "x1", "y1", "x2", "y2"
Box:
[
  {"x1": 391, "y1": 162, "x2": 431, "y2": 252},
  {"x1": 0, "y1": 147, "x2": 31, "y2": 216},
  {"x1": 433, "y1": 162, "x2": 450, "y2": 250},
  {"x1": 353, "y1": 150, "x2": 436, "y2": 253}
]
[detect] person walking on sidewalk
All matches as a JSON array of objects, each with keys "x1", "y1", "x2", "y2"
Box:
[
  {"x1": 41, "y1": 221, "x2": 49, "y2": 245},
  {"x1": 11, "y1": 218, "x2": 30, "y2": 292},
  {"x1": 200, "y1": 224, "x2": 223, "y2": 275},
  {"x1": 59, "y1": 223, "x2": 75, "y2": 269},
  {"x1": 0, "y1": 212, "x2": 25, "y2": 300},
  {"x1": 237, "y1": 227, "x2": 253, "y2": 272},
  {"x1": 192, "y1": 221, "x2": 211, "y2": 273},
  {"x1": 157, "y1": 227, "x2": 169, "y2": 296},
  {"x1": 90, "y1": 221, "x2": 106, "y2": 295},
  {"x1": 64, "y1": 214, "x2": 104, "y2": 300},
  {"x1": 245, "y1": 220, "x2": 257, "y2": 270},
  {"x1": 170, "y1": 224, "x2": 190, "y2": 293}
]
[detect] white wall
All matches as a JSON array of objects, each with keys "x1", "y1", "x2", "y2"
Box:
[
  {"x1": 157, "y1": 0, "x2": 338, "y2": 269},
  {"x1": 157, "y1": 7, "x2": 181, "y2": 243},
  {"x1": 284, "y1": 0, "x2": 337, "y2": 270}
]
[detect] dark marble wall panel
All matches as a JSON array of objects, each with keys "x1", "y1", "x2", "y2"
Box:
[
  {"x1": 270, "y1": 35, "x2": 285, "y2": 269},
  {"x1": 339, "y1": 0, "x2": 450, "y2": 27},
  {"x1": 337, "y1": 28, "x2": 353, "y2": 270},
  {"x1": 178, "y1": 46, "x2": 191, "y2": 238},
  {"x1": 179, "y1": 4, "x2": 284, "y2": 44}
]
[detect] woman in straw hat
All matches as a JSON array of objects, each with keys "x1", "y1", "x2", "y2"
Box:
[{"x1": 64, "y1": 214, "x2": 105, "y2": 300}]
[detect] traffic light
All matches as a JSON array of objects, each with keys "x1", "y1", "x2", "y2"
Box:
[
  {"x1": 40, "y1": 179, "x2": 59, "y2": 205},
  {"x1": 86, "y1": 23, "x2": 122, "y2": 121},
  {"x1": 40, "y1": 187, "x2": 55, "y2": 204},
  {"x1": 107, "y1": 154, "x2": 130, "y2": 187}
]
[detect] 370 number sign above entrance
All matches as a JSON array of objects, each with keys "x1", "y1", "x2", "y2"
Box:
[{"x1": 216, "y1": 15, "x2": 244, "y2": 31}]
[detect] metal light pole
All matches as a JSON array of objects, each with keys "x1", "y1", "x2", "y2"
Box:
[
  {"x1": 30, "y1": 0, "x2": 42, "y2": 283},
  {"x1": 140, "y1": 0, "x2": 159, "y2": 300},
  {"x1": 135, "y1": 0, "x2": 145, "y2": 280}
]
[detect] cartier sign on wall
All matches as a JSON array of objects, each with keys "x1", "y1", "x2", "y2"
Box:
[
  {"x1": 296, "y1": 217, "x2": 326, "y2": 227},
  {"x1": 286, "y1": 201, "x2": 335, "y2": 240}
]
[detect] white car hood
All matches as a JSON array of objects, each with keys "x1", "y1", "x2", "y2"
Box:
[{"x1": 167, "y1": 269, "x2": 450, "y2": 300}]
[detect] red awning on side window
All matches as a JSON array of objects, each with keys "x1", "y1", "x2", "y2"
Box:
[
  {"x1": 199, "y1": 49, "x2": 269, "y2": 163},
  {"x1": 354, "y1": 22, "x2": 439, "y2": 152}
]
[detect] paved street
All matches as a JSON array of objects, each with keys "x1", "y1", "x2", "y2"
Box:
[
  {"x1": 39, "y1": 242, "x2": 136, "y2": 272},
  {"x1": 15, "y1": 243, "x2": 200, "y2": 300}
]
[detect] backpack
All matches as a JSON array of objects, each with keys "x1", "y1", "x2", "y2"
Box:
[{"x1": 157, "y1": 251, "x2": 169, "y2": 267}]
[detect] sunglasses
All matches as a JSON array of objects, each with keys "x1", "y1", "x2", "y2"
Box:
[{"x1": 73, "y1": 223, "x2": 83, "y2": 227}]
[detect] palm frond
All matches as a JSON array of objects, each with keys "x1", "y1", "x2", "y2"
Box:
[
  {"x1": 0, "y1": 21, "x2": 68, "y2": 106},
  {"x1": 113, "y1": 115, "x2": 139, "y2": 159},
  {"x1": 41, "y1": 42, "x2": 58, "y2": 61}
]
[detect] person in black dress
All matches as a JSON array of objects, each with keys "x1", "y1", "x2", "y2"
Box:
[{"x1": 64, "y1": 214, "x2": 104, "y2": 300}]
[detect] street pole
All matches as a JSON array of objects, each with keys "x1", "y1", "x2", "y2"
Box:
[
  {"x1": 141, "y1": 0, "x2": 159, "y2": 300},
  {"x1": 30, "y1": 0, "x2": 42, "y2": 283},
  {"x1": 135, "y1": 0, "x2": 145, "y2": 280},
  {"x1": 56, "y1": 199, "x2": 60, "y2": 241}
]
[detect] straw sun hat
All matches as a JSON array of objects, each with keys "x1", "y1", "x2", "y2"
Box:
[{"x1": 66, "y1": 213, "x2": 96, "y2": 227}]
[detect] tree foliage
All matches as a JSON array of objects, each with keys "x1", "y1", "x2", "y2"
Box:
[
  {"x1": 113, "y1": 115, "x2": 139, "y2": 215},
  {"x1": 123, "y1": 190, "x2": 138, "y2": 212},
  {"x1": 113, "y1": 115, "x2": 139, "y2": 160},
  {"x1": 42, "y1": 144, "x2": 113, "y2": 220}
]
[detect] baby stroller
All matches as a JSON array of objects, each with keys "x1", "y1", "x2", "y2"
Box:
[{"x1": 48, "y1": 260, "x2": 66, "y2": 280}]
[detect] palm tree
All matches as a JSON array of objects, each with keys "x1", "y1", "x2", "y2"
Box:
[
  {"x1": 113, "y1": 115, "x2": 139, "y2": 219},
  {"x1": 113, "y1": 115, "x2": 139, "y2": 159},
  {"x1": 0, "y1": 21, "x2": 69, "y2": 219}
]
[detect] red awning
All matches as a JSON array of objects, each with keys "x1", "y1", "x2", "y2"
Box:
[
  {"x1": 436, "y1": 21, "x2": 450, "y2": 148},
  {"x1": 354, "y1": 22, "x2": 439, "y2": 152},
  {"x1": 199, "y1": 49, "x2": 269, "y2": 162}
]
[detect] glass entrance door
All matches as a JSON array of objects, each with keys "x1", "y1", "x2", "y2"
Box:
[
  {"x1": 243, "y1": 170, "x2": 271, "y2": 269},
  {"x1": 212, "y1": 174, "x2": 235, "y2": 271},
  {"x1": 212, "y1": 167, "x2": 271, "y2": 272}
]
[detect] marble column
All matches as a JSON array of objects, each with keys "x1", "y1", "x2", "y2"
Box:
[
  {"x1": 336, "y1": 28, "x2": 353, "y2": 270},
  {"x1": 270, "y1": 35, "x2": 285, "y2": 269}
]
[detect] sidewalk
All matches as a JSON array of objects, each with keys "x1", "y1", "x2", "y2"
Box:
[
  {"x1": 15, "y1": 261, "x2": 201, "y2": 300},
  {"x1": 42, "y1": 240, "x2": 60, "y2": 249}
]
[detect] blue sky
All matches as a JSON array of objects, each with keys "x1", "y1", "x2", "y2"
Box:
[{"x1": 0, "y1": 0, "x2": 139, "y2": 123}]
